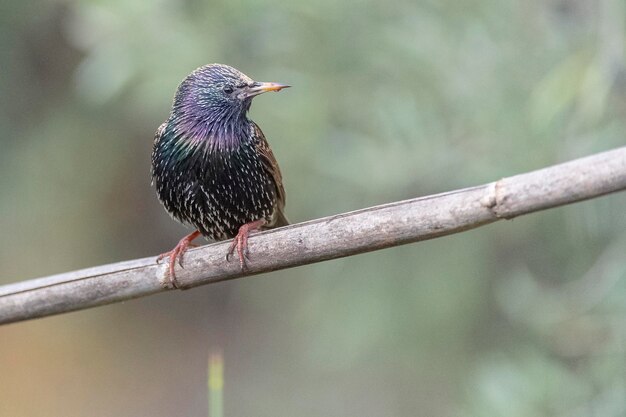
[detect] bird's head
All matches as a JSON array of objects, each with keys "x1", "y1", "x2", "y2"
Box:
[{"x1": 174, "y1": 64, "x2": 290, "y2": 123}]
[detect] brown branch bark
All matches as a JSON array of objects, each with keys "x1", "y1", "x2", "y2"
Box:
[{"x1": 1, "y1": 146, "x2": 625, "y2": 325}]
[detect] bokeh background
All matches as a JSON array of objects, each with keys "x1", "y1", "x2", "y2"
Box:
[{"x1": 2, "y1": 0, "x2": 626, "y2": 416}]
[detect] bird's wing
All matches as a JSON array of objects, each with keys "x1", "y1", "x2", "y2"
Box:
[{"x1": 252, "y1": 123, "x2": 289, "y2": 227}]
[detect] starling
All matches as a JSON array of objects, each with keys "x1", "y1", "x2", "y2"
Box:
[{"x1": 151, "y1": 64, "x2": 290, "y2": 287}]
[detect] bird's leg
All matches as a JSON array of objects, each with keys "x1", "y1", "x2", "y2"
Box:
[
  {"x1": 226, "y1": 219, "x2": 267, "y2": 271},
  {"x1": 156, "y1": 230, "x2": 201, "y2": 288}
]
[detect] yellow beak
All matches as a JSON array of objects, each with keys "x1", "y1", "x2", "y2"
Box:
[{"x1": 246, "y1": 82, "x2": 291, "y2": 97}]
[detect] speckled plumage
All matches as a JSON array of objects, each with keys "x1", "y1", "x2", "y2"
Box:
[{"x1": 151, "y1": 64, "x2": 289, "y2": 282}]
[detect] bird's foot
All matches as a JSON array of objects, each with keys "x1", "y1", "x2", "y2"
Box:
[
  {"x1": 157, "y1": 230, "x2": 201, "y2": 288},
  {"x1": 226, "y1": 220, "x2": 267, "y2": 271}
]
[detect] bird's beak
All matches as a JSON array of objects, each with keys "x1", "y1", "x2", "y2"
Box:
[{"x1": 245, "y1": 82, "x2": 291, "y2": 98}]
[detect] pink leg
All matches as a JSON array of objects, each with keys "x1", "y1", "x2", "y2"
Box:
[
  {"x1": 157, "y1": 230, "x2": 201, "y2": 288},
  {"x1": 226, "y1": 219, "x2": 266, "y2": 271}
]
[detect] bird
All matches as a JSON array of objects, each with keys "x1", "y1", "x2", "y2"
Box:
[{"x1": 151, "y1": 63, "x2": 290, "y2": 288}]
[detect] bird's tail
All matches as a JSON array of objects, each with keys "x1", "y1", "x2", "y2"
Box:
[{"x1": 272, "y1": 208, "x2": 290, "y2": 228}]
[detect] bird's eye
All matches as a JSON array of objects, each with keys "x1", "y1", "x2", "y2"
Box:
[{"x1": 223, "y1": 86, "x2": 234, "y2": 94}]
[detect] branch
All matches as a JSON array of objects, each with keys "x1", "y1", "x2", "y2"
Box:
[{"x1": 1, "y1": 147, "x2": 625, "y2": 325}]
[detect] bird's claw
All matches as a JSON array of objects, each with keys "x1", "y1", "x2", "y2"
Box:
[
  {"x1": 156, "y1": 248, "x2": 183, "y2": 289},
  {"x1": 156, "y1": 231, "x2": 201, "y2": 289},
  {"x1": 226, "y1": 219, "x2": 265, "y2": 271},
  {"x1": 226, "y1": 235, "x2": 248, "y2": 271}
]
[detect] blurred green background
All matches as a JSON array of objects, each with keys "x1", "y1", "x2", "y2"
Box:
[{"x1": 2, "y1": 0, "x2": 626, "y2": 416}]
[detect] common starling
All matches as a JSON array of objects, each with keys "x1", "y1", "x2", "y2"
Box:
[{"x1": 151, "y1": 64, "x2": 290, "y2": 288}]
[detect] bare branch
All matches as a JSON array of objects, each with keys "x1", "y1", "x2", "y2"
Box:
[{"x1": 1, "y1": 146, "x2": 625, "y2": 325}]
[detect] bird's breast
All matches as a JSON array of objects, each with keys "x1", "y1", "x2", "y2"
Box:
[{"x1": 153, "y1": 132, "x2": 277, "y2": 240}]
